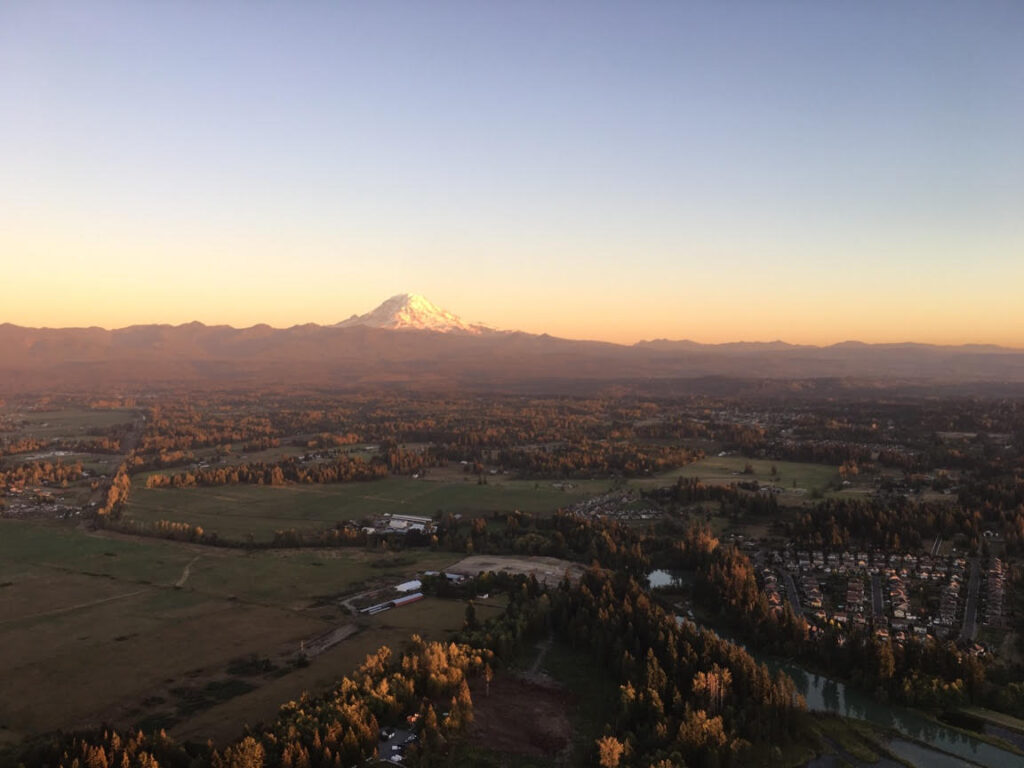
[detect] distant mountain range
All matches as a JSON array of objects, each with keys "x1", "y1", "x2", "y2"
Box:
[{"x1": 1, "y1": 294, "x2": 1023, "y2": 392}]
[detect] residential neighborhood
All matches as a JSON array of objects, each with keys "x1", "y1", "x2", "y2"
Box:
[{"x1": 757, "y1": 546, "x2": 1007, "y2": 653}]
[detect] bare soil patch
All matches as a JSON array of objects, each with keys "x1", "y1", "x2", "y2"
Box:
[
  {"x1": 303, "y1": 623, "x2": 360, "y2": 658},
  {"x1": 467, "y1": 675, "x2": 572, "y2": 758},
  {"x1": 447, "y1": 555, "x2": 585, "y2": 586}
]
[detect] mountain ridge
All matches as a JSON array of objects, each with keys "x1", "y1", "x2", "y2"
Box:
[
  {"x1": 1, "y1": 316, "x2": 1021, "y2": 354},
  {"x1": 2, "y1": 296, "x2": 1024, "y2": 391},
  {"x1": 3, "y1": 319, "x2": 1019, "y2": 355}
]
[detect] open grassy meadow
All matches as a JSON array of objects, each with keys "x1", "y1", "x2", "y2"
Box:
[
  {"x1": 124, "y1": 473, "x2": 613, "y2": 543},
  {"x1": 665, "y1": 455, "x2": 842, "y2": 498},
  {"x1": 121, "y1": 457, "x2": 852, "y2": 547},
  {"x1": 2, "y1": 407, "x2": 140, "y2": 440},
  {"x1": 0, "y1": 519, "x2": 475, "y2": 748}
]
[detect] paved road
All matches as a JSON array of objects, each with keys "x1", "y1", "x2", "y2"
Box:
[
  {"x1": 783, "y1": 571, "x2": 803, "y2": 617},
  {"x1": 378, "y1": 728, "x2": 417, "y2": 763},
  {"x1": 870, "y1": 573, "x2": 884, "y2": 620},
  {"x1": 960, "y1": 558, "x2": 982, "y2": 642},
  {"x1": 868, "y1": 573, "x2": 884, "y2": 622}
]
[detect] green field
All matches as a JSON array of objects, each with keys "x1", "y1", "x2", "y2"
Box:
[
  {"x1": 0, "y1": 520, "x2": 197, "y2": 586},
  {"x1": 197, "y1": 443, "x2": 309, "y2": 466},
  {"x1": 182, "y1": 547, "x2": 460, "y2": 608},
  {"x1": 124, "y1": 474, "x2": 614, "y2": 542},
  {"x1": 667, "y1": 456, "x2": 842, "y2": 498},
  {"x1": 0, "y1": 520, "x2": 458, "y2": 609},
  {"x1": 0, "y1": 449, "x2": 118, "y2": 471},
  {"x1": 2, "y1": 407, "x2": 139, "y2": 439},
  {"x1": 0, "y1": 519, "x2": 471, "y2": 746},
  {"x1": 123, "y1": 457, "x2": 849, "y2": 544}
]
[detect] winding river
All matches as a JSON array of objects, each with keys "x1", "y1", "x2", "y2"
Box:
[
  {"x1": 647, "y1": 570, "x2": 1024, "y2": 767},
  {"x1": 777, "y1": 661, "x2": 1022, "y2": 767}
]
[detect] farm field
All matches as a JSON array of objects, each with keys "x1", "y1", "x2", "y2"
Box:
[
  {"x1": 188, "y1": 443, "x2": 311, "y2": 467},
  {"x1": 0, "y1": 449, "x2": 120, "y2": 471},
  {"x1": 121, "y1": 456, "x2": 851, "y2": 546},
  {"x1": 1, "y1": 406, "x2": 140, "y2": 439},
  {"x1": 0, "y1": 520, "x2": 469, "y2": 747},
  {"x1": 124, "y1": 473, "x2": 614, "y2": 543},
  {"x1": 170, "y1": 595, "x2": 506, "y2": 745}
]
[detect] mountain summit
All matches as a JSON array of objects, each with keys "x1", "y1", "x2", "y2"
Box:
[{"x1": 334, "y1": 293, "x2": 490, "y2": 334}]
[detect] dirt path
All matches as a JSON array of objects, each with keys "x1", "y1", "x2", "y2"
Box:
[
  {"x1": 339, "y1": 586, "x2": 381, "y2": 614},
  {"x1": 175, "y1": 556, "x2": 201, "y2": 588},
  {"x1": 529, "y1": 635, "x2": 553, "y2": 674}
]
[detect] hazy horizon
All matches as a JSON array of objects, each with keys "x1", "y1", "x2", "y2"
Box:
[{"x1": 2, "y1": 1, "x2": 1022, "y2": 345}]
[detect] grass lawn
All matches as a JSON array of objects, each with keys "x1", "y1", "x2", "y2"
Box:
[{"x1": 124, "y1": 475, "x2": 612, "y2": 543}]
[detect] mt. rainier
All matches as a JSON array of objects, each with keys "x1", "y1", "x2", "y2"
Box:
[{"x1": 334, "y1": 293, "x2": 492, "y2": 334}]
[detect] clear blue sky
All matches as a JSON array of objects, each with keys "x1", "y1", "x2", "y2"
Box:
[{"x1": 2, "y1": 1, "x2": 1022, "y2": 344}]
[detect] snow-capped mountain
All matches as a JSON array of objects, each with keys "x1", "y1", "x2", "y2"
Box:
[{"x1": 335, "y1": 293, "x2": 492, "y2": 334}]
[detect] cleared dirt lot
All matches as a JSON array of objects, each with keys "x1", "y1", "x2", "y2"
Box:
[
  {"x1": 445, "y1": 555, "x2": 586, "y2": 586},
  {"x1": 467, "y1": 675, "x2": 572, "y2": 759}
]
